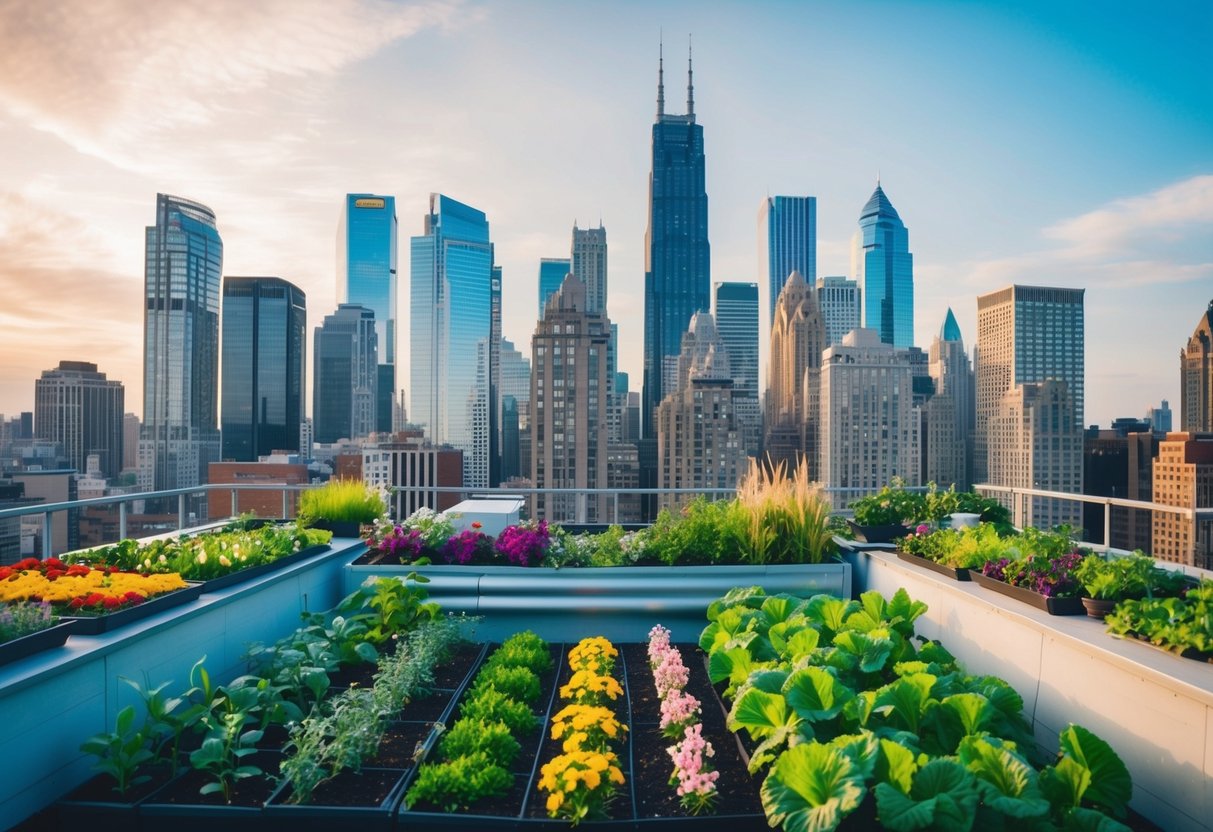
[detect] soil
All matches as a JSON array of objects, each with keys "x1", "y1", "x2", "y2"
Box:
[
  {"x1": 59, "y1": 760, "x2": 178, "y2": 805},
  {"x1": 141, "y1": 751, "x2": 282, "y2": 807},
  {"x1": 430, "y1": 642, "x2": 485, "y2": 689},
  {"x1": 401, "y1": 688, "x2": 454, "y2": 722},
  {"x1": 368, "y1": 720, "x2": 434, "y2": 768},
  {"x1": 295, "y1": 767, "x2": 405, "y2": 806},
  {"x1": 326, "y1": 661, "x2": 379, "y2": 690}
]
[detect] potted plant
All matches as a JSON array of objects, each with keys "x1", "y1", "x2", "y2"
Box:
[
  {"x1": 0, "y1": 600, "x2": 73, "y2": 667},
  {"x1": 298, "y1": 479, "x2": 386, "y2": 538},
  {"x1": 1073, "y1": 552, "x2": 1186, "y2": 619},
  {"x1": 847, "y1": 479, "x2": 926, "y2": 543}
]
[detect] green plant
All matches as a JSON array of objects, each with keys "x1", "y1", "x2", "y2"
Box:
[
  {"x1": 1074, "y1": 552, "x2": 1185, "y2": 601},
  {"x1": 900, "y1": 524, "x2": 1014, "y2": 570},
  {"x1": 470, "y1": 663, "x2": 541, "y2": 704},
  {"x1": 405, "y1": 751, "x2": 512, "y2": 811},
  {"x1": 850, "y1": 478, "x2": 927, "y2": 527},
  {"x1": 438, "y1": 718, "x2": 521, "y2": 767},
  {"x1": 736, "y1": 459, "x2": 837, "y2": 564},
  {"x1": 121, "y1": 675, "x2": 193, "y2": 774},
  {"x1": 362, "y1": 573, "x2": 441, "y2": 644},
  {"x1": 297, "y1": 479, "x2": 385, "y2": 525},
  {"x1": 484, "y1": 629, "x2": 554, "y2": 674},
  {"x1": 187, "y1": 711, "x2": 263, "y2": 802},
  {"x1": 645, "y1": 498, "x2": 739, "y2": 565},
  {"x1": 79, "y1": 705, "x2": 155, "y2": 795},
  {"x1": 1105, "y1": 580, "x2": 1212, "y2": 656},
  {"x1": 460, "y1": 685, "x2": 538, "y2": 734},
  {"x1": 0, "y1": 600, "x2": 58, "y2": 642}
]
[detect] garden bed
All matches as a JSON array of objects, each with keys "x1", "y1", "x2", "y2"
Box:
[
  {"x1": 196, "y1": 543, "x2": 330, "y2": 593},
  {"x1": 60, "y1": 582, "x2": 204, "y2": 635},
  {"x1": 894, "y1": 550, "x2": 970, "y2": 581},
  {"x1": 968, "y1": 569, "x2": 1085, "y2": 615},
  {"x1": 0, "y1": 621, "x2": 74, "y2": 667}
]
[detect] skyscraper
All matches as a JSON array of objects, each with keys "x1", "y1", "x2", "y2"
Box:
[
  {"x1": 1146, "y1": 400, "x2": 1173, "y2": 434},
  {"x1": 410, "y1": 193, "x2": 495, "y2": 487},
  {"x1": 139, "y1": 194, "x2": 222, "y2": 494},
  {"x1": 571, "y1": 224, "x2": 607, "y2": 316},
  {"x1": 220, "y1": 277, "x2": 306, "y2": 461},
  {"x1": 975, "y1": 285, "x2": 1085, "y2": 484},
  {"x1": 337, "y1": 194, "x2": 397, "y2": 433},
  {"x1": 760, "y1": 195, "x2": 816, "y2": 330},
  {"x1": 538, "y1": 258, "x2": 571, "y2": 320},
  {"x1": 531, "y1": 275, "x2": 611, "y2": 522},
  {"x1": 925, "y1": 309, "x2": 975, "y2": 490},
  {"x1": 851, "y1": 183, "x2": 913, "y2": 348},
  {"x1": 313, "y1": 304, "x2": 377, "y2": 444},
  {"x1": 643, "y1": 43, "x2": 710, "y2": 436},
  {"x1": 766, "y1": 271, "x2": 827, "y2": 475},
  {"x1": 34, "y1": 361, "x2": 124, "y2": 480},
  {"x1": 714, "y1": 282, "x2": 761, "y2": 456},
  {"x1": 816, "y1": 276, "x2": 862, "y2": 346},
  {"x1": 1151, "y1": 432, "x2": 1213, "y2": 569},
  {"x1": 1180, "y1": 300, "x2": 1213, "y2": 432}
]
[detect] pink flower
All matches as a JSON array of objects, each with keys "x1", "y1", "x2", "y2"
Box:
[{"x1": 916, "y1": 523, "x2": 930, "y2": 536}]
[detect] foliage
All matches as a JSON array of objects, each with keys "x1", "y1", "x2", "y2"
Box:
[
  {"x1": 898, "y1": 524, "x2": 1015, "y2": 570},
  {"x1": 1074, "y1": 552, "x2": 1186, "y2": 601},
  {"x1": 484, "y1": 629, "x2": 553, "y2": 674},
  {"x1": 79, "y1": 705, "x2": 156, "y2": 796},
  {"x1": 469, "y1": 663, "x2": 541, "y2": 704},
  {"x1": 404, "y1": 751, "x2": 513, "y2": 811},
  {"x1": 1105, "y1": 580, "x2": 1212, "y2": 656},
  {"x1": 982, "y1": 551, "x2": 1087, "y2": 599},
  {"x1": 459, "y1": 685, "x2": 538, "y2": 734},
  {"x1": 438, "y1": 718, "x2": 521, "y2": 768},
  {"x1": 362, "y1": 506, "x2": 454, "y2": 563},
  {"x1": 297, "y1": 478, "x2": 385, "y2": 525},
  {"x1": 736, "y1": 459, "x2": 837, "y2": 564},
  {"x1": 850, "y1": 479, "x2": 927, "y2": 527},
  {"x1": 645, "y1": 498, "x2": 742, "y2": 566},
  {"x1": 0, "y1": 600, "x2": 58, "y2": 642},
  {"x1": 361, "y1": 573, "x2": 440, "y2": 644}
]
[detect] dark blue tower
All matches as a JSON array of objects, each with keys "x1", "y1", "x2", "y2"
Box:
[{"x1": 642, "y1": 41, "x2": 710, "y2": 436}]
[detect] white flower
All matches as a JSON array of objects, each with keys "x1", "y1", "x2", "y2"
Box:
[
  {"x1": 143, "y1": 558, "x2": 152, "y2": 569},
  {"x1": 196, "y1": 552, "x2": 207, "y2": 564},
  {"x1": 219, "y1": 555, "x2": 231, "y2": 568},
  {"x1": 232, "y1": 544, "x2": 240, "y2": 554},
  {"x1": 158, "y1": 554, "x2": 167, "y2": 564}
]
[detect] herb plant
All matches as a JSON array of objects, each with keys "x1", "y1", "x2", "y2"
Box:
[
  {"x1": 0, "y1": 600, "x2": 58, "y2": 642},
  {"x1": 404, "y1": 751, "x2": 512, "y2": 811},
  {"x1": 469, "y1": 664, "x2": 541, "y2": 704},
  {"x1": 1105, "y1": 580, "x2": 1212, "y2": 657},
  {"x1": 458, "y1": 685, "x2": 537, "y2": 734},
  {"x1": 1074, "y1": 552, "x2": 1186, "y2": 601}
]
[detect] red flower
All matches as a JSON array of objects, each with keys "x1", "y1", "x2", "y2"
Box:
[
  {"x1": 68, "y1": 598, "x2": 85, "y2": 609},
  {"x1": 471, "y1": 521, "x2": 483, "y2": 530},
  {"x1": 84, "y1": 593, "x2": 105, "y2": 606},
  {"x1": 123, "y1": 591, "x2": 144, "y2": 605},
  {"x1": 0, "y1": 567, "x2": 12, "y2": 580},
  {"x1": 66, "y1": 565, "x2": 91, "y2": 577},
  {"x1": 45, "y1": 569, "x2": 65, "y2": 581},
  {"x1": 15, "y1": 558, "x2": 39, "y2": 571},
  {"x1": 44, "y1": 558, "x2": 66, "y2": 570},
  {"x1": 102, "y1": 596, "x2": 122, "y2": 610}
]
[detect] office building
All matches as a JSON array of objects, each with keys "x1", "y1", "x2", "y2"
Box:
[
  {"x1": 34, "y1": 361, "x2": 124, "y2": 480},
  {"x1": 139, "y1": 194, "x2": 222, "y2": 494},
  {"x1": 925, "y1": 309, "x2": 974, "y2": 490},
  {"x1": 1151, "y1": 432, "x2": 1213, "y2": 569},
  {"x1": 206, "y1": 459, "x2": 309, "y2": 520},
  {"x1": 337, "y1": 194, "x2": 397, "y2": 433},
  {"x1": 313, "y1": 304, "x2": 377, "y2": 443},
  {"x1": 820, "y1": 329, "x2": 921, "y2": 502},
  {"x1": 499, "y1": 338, "x2": 531, "y2": 481},
  {"x1": 656, "y1": 311, "x2": 746, "y2": 510},
  {"x1": 220, "y1": 277, "x2": 306, "y2": 461},
  {"x1": 9, "y1": 470, "x2": 77, "y2": 556},
  {"x1": 538, "y1": 258, "x2": 571, "y2": 320},
  {"x1": 714, "y1": 282, "x2": 761, "y2": 457},
  {"x1": 816, "y1": 276, "x2": 861, "y2": 346},
  {"x1": 122, "y1": 413, "x2": 139, "y2": 472},
  {"x1": 410, "y1": 193, "x2": 495, "y2": 487},
  {"x1": 851, "y1": 183, "x2": 913, "y2": 348},
  {"x1": 531, "y1": 275, "x2": 611, "y2": 522},
  {"x1": 1083, "y1": 426, "x2": 1158, "y2": 551},
  {"x1": 760, "y1": 195, "x2": 816, "y2": 330},
  {"x1": 765, "y1": 270, "x2": 827, "y2": 475},
  {"x1": 643, "y1": 44, "x2": 710, "y2": 435},
  {"x1": 571, "y1": 224, "x2": 607, "y2": 316},
  {"x1": 1180, "y1": 300, "x2": 1213, "y2": 432},
  {"x1": 1146, "y1": 400, "x2": 1172, "y2": 434},
  {"x1": 359, "y1": 434, "x2": 463, "y2": 518}
]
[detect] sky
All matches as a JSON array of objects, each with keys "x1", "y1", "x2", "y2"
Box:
[{"x1": 0, "y1": 0, "x2": 1210, "y2": 429}]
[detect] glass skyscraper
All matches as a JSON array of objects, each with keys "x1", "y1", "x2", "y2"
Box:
[
  {"x1": 643, "y1": 45, "x2": 710, "y2": 436},
  {"x1": 713, "y1": 283, "x2": 759, "y2": 400},
  {"x1": 220, "y1": 277, "x2": 306, "y2": 461},
  {"x1": 538, "y1": 258, "x2": 570, "y2": 319},
  {"x1": 337, "y1": 194, "x2": 397, "y2": 433},
  {"x1": 410, "y1": 194, "x2": 495, "y2": 486},
  {"x1": 851, "y1": 183, "x2": 913, "y2": 349},
  {"x1": 313, "y1": 304, "x2": 377, "y2": 444},
  {"x1": 760, "y1": 195, "x2": 817, "y2": 331},
  {"x1": 139, "y1": 194, "x2": 222, "y2": 493}
]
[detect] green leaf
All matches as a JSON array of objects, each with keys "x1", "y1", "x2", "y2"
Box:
[
  {"x1": 743, "y1": 669, "x2": 792, "y2": 696},
  {"x1": 728, "y1": 688, "x2": 798, "y2": 741},
  {"x1": 958, "y1": 736, "x2": 1050, "y2": 819},
  {"x1": 785, "y1": 627, "x2": 822, "y2": 660},
  {"x1": 760, "y1": 742, "x2": 865, "y2": 832},
  {"x1": 872, "y1": 674, "x2": 936, "y2": 733},
  {"x1": 833, "y1": 630, "x2": 895, "y2": 674},
  {"x1": 784, "y1": 666, "x2": 854, "y2": 724},
  {"x1": 828, "y1": 731, "x2": 880, "y2": 781},
  {"x1": 807, "y1": 596, "x2": 860, "y2": 634},
  {"x1": 1064, "y1": 807, "x2": 1134, "y2": 832},
  {"x1": 1040, "y1": 756, "x2": 1092, "y2": 811},
  {"x1": 875, "y1": 738, "x2": 919, "y2": 794},
  {"x1": 941, "y1": 693, "x2": 994, "y2": 737},
  {"x1": 761, "y1": 595, "x2": 800, "y2": 627},
  {"x1": 875, "y1": 759, "x2": 979, "y2": 832},
  {"x1": 699, "y1": 606, "x2": 758, "y2": 654},
  {"x1": 706, "y1": 586, "x2": 766, "y2": 622},
  {"x1": 354, "y1": 641, "x2": 378, "y2": 663},
  {"x1": 709, "y1": 646, "x2": 772, "y2": 696},
  {"x1": 1057, "y1": 725, "x2": 1132, "y2": 818},
  {"x1": 915, "y1": 640, "x2": 956, "y2": 668}
]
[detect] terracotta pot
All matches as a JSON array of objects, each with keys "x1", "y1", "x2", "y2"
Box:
[{"x1": 1081, "y1": 597, "x2": 1118, "y2": 619}]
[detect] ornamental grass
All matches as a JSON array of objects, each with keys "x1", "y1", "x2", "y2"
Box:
[{"x1": 735, "y1": 457, "x2": 836, "y2": 564}]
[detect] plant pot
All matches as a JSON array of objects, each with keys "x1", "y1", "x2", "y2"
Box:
[
  {"x1": 140, "y1": 751, "x2": 282, "y2": 832},
  {"x1": 948, "y1": 512, "x2": 981, "y2": 529},
  {"x1": 55, "y1": 761, "x2": 181, "y2": 831},
  {"x1": 847, "y1": 520, "x2": 910, "y2": 544},
  {"x1": 308, "y1": 519, "x2": 365, "y2": 538},
  {"x1": 969, "y1": 571, "x2": 1085, "y2": 615},
  {"x1": 895, "y1": 551, "x2": 971, "y2": 581},
  {"x1": 0, "y1": 621, "x2": 74, "y2": 667},
  {"x1": 60, "y1": 582, "x2": 204, "y2": 635},
  {"x1": 1081, "y1": 597, "x2": 1118, "y2": 619}
]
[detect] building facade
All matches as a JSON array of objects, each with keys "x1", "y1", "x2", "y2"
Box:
[
  {"x1": 655, "y1": 312, "x2": 746, "y2": 511},
  {"x1": 571, "y1": 224, "x2": 607, "y2": 316},
  {"x1": 34, "y1": 361, "x2": 124, "y2": 480},
  {"x1": 359, "y1": 435, "x2": 463, "y2": 519},
  {"x1": 220, "y1": 277, "x2": 306, "y2": 461},
  {"x1": 538, "y1": 258, "x2": 571, "y2": 320},
  {"x1": 499, "y1": 338, "x2": 532, "y2": 481},
  {"x1": 820, "y1": 329, "x2": 921, "y2": 502},
  {"x1": 139, "y1": 194, "x2": 222, "y2": 494},
  {"x1": 925, "y1": 309, "x2": 974, "y2": 490},
  {"x1": 410, "y1": 193, "x2": 495, "y2": 487},
  {"x1": 1180, "y1": 300, "x2": 1213, "y2": 432},
  {"x1": 714, "y1": 282, "x2": 761, "y2": 457},
  {"x1": 851, "y1": 183, "x2": 913, "y2": 349},
  {"x1": 765, "y1": 270, "x2": 827, "y2": 476},
  {"x1": 1146, "y1": 400, "x2": 1173, "y2": 434},
  {"x1": 760, "y1": 195, "x2": 817, "y2": 331},
  {"x1": 337, "y1": 194, "x2": 397, "y2": 433},
  {"x1": 206, "y1": 459, "x2": 309, "y2": 520},
  {"x1": 1151, "y1": 432, "x2": 1213, "y2": 569},
  {"x1": 816, "y1": 276, "x2": 861, "y2": 347},
  {"x1": 313, "y1": 304, "x2": 377, "y2": 444},
  {"x1": 643, "y1": 45, "x2": 710, "y2": 436},
  {"x1": 530, "y1": 275, "x2": 611, "y2": 522}
]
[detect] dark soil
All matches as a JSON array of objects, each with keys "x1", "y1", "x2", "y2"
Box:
[
  {"x1": 272, "y1": 767, "x2": 406, "y2": 807},
  {"x1": 400, "y1": 688, "x2": 453, "y2": 721},
  {"x1": 326, "y1": 661, "x2": 379, "y2": 690},
  {"x1": 142, "y1": 751, "x2": 281, "y2": 807},
  {"x1": 430, "y1": 641, "x2": 485, "y2": 689},
  {"x1": 368, "y1": 720, "x2": 434, "y2": 768},
  {"x1": 59, "y1": 760, "x2": 179, "y2": 805}
]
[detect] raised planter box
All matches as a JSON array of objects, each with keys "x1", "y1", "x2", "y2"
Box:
[
  {"x1": 60, "y1": 582, "x2": 205, "y2": 635},
  {"x1": 197, "y1": 543, "x2": 331, "y2": 594},
  {"x1": 969, "y1": 570, "x2": 1085, "y2": 615},
  {"x1": 847, "y1": 520, "x2": 910, "y2": 544},
  {"x1": 895, "y1": 550, "x2": 970, "y2": 581},
  {"x1": 0, "y1": 621, "x2": 74, "y2": 668}
]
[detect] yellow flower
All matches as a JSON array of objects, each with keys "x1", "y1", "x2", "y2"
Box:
[
  {"x1": 546, "y1": 792, "x2": 563, "y2": 813},
  {"x1": 219, "y1": 555, "x2": 231, "y2": 568}
]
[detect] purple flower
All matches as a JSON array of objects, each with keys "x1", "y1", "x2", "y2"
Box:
[{"x1": 494, "y1": 521, "x2": 551, "y2": 567}]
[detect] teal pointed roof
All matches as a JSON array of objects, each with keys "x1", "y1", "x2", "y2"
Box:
[
  {"x1": 940, "y1": 307, "x2": 962, "y2": 342},
  {"x1": 859, "y1": 182, "x2": 901, "y2": 222}
]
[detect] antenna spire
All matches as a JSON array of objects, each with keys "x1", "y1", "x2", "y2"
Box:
[
  {"x1": 686, "y1": 35, "x2": 694, "y2": 118},
  {"x1": 657, "y1": 36, "x2": 665, "y2": 118}
]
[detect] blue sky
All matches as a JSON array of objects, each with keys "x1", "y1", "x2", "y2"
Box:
[{"x1": 0, "y1": 0, "x2": 1209, "y2": 428}]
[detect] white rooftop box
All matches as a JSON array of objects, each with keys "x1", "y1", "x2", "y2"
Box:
[{"x1": 443, "y1": 497, "x2": 525, "y2": 537}]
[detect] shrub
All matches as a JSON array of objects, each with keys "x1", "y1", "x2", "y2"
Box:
[{"x1": 437, "y1": 718, "x2": 521, "y2": 767}]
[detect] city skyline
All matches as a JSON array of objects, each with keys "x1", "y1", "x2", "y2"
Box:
[{"x1": 0, "y1": 1, "x2": 1210, "y2": 429}]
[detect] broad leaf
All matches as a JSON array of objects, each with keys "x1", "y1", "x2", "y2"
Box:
[
  {"x1": 705, "y1": 585, "x2": 766, "y2": 622},
  {"x1": 761, "y1": 594, "x2": 803, "y2": 629},
  {"x1": 739, "y1": 669, "x2": 791, "y2": 697},
  {"x1": 1040, "y1": 756, "x2": 1092, "y2": 811},
  {"x1": 833, "y1": 629, "x2": 895, "y2": 674},
  {"x1": 828, "y1": 731, "x2": 880, "y2": 781},
  {"x1": 1057, "y1": 725, "x2": 1132, "y2": 818},
  {"x1": 875, "y1": 737, "x2": 919, "y2": 794},
  {"x1": 875, "y1": 759, "x2": 978, "y2": 832},
  {"x1": 806, "y1": 596, "x2": 859, "y2": 634},
  {"x1": 785, "y1": 627, "x2": 823, "y2": 660},
  {"x1": 1064, "y1": 807, "x2": 1134, "y2": 832},
  {"x1": 785, "y1": 666, "x2": 854, "y2": 724},
  {"x1": 709, "y1": 646, "x2": 772, "y2": 696},
  {"x1": 760, "y1": 742, "x2": 865, "y2": 832},
  {"x1": 958, "y1": 736, "x2": 1049, "y2": 820},
  {"x1": 915, "y1": 639, "x2": 956, "y2": 669},
  {"x1": 871, "y1": 673, "x2": 936, "y2": 733},
  {"x1": 728, "y1": 687, "x2": 797, "y2": 740},
  {"x1": 700, "y1": 605, "x2": 757, "y2": 654},
  {"x1": 941, "y1": 693, "x2": 994, "y2": 737}
]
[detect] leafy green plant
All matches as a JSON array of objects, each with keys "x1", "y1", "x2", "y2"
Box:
[
  {"x1": 297, "y1": 479, "x2": 385, "y2": 525},
  {"x1": 470, "y1": 663, "x2": 541, "y2": 704},
  {"x1": 850, "y1": 478, "x2": 927, "y2": 527},
  {"x1": 899, "y1": 524, "x2": 1014, "y2": 570},
  {"x1": 1105, "y1": 580, "x2": 1212, "y2": 656},
  {"x1": 362, "y1": 573, "x2": 441, "y2": 644},
  {"x1": 645, "y1": 498, "x2": 740, "y2": 565},
  {"x1": 438, "y1": 718, "x2": 521, "y2": 768},
  {"x1": 404, "y1": 751, "x2": 512, "y2": 811},
  {"x1": 484, "y1": 629, "x2": 553, "y2": 674},
  {"x1": 459, "y1": 685, "x2": 538, "y2": 734},
  {"x1": 0, "y1": 600, "x2": 58, "y2": 642},
  {"x1": 187, "y1": 711, "x2": 263, "y2": 802},
  {"x1": 1074, "y1": 552, "x2": 1185, "y2": 601},
  {"x1": 79, "y1": 705, "x2": 155, "y2": 795}
]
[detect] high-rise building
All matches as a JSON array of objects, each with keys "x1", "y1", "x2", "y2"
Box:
[
  {"x1": 538, "y1": 258, "x2": 571, "y2": 320},
  {"x1": 925, "y1": 309, "x2": 974, "y2": 490},
  {"x1": 34, "y1": 361, "x2": 124, "y2": 480},
  {"x1": 530, "y1": 275, "x2": 611, "y2": 522},
  {"x1": 760, "y1": 196, "x2": 816, "y2": 330},
  {"x1": 571, "y1": 224, "x2": 607, "y2": 316},
  {"x1": 139, "y1": 194, "x2": 222, "y2": 494},
  {"x1": 122, "y1": 413, "x2": 140, "y2": 472},
  {"x1": 488, "y1": 265, "x2": 502, "y2": 486},
  {"x1": 359, "y1": 433, "x2": 464, "y2": 518},
  {"x1": 765, "y1": 271, "x2": 827, "y2": 475},
  {"x1": 656, "y1": 311, "x2": 746, "y2": 511},
  {"x1": 1180, "y1": 300, "x2": 1213, "y2": 432},
  {"x1": 816, "y1": 276, "x2": 861, "y2": 346},
  {"x1": 337, "y1": 194, "x2": 397, "y2": 433},
  {"x1": 1151, "y1": 432, "x2": 1213, "y2": 569},
  {"x1": 410, "y1": 193, "x2": 495, "y2": 487},
  {"x1": 643, "y1": 43, "x2": 710, "y2": 436},
  {"x1": 1146, "y1": 399, "x2": 1173, "y2": 434},
  {"x1": 714, "y1": 282, "x2": 761, "y2": 457},
  {"x1": 220, "y1": 277, "x2": 306, "y2": 461},
  {"x1": 313, "y1": 304, "x2": 377, "y2": 443},
  {"x1": 820, "y1": 329, "x2": 921, "y2": 501},
  {"x1": 975, "y1": 285, "x2": 1085, "y2": 485},
  {"x1": 1083, "y1": 425, "x2": 1158, "y2": 551},
  {"x1": 499, "y1": 337, "x2": 531, "y2": 482},
  {"x1": 851, "y1": 183, "x2": 913, "y2": 348}
]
